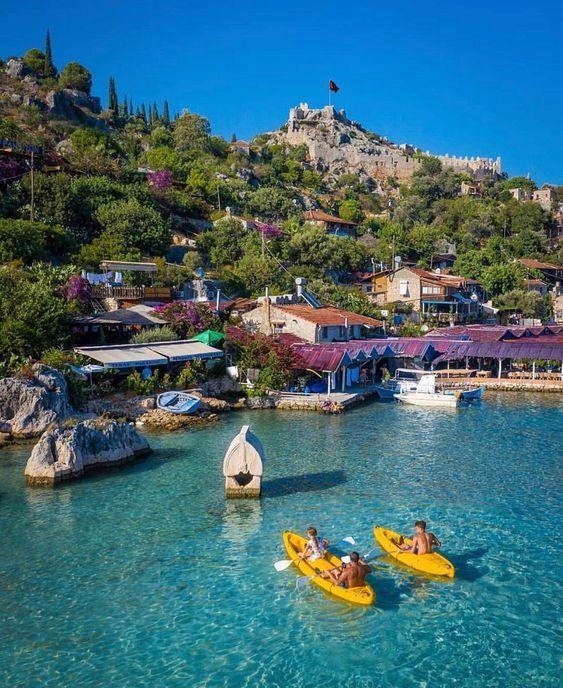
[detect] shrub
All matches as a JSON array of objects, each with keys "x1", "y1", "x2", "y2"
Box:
[{"x1": 130, "y1": 326, "x2": 180, "y2": 344}]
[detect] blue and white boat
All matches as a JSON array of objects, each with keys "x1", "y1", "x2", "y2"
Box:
[{"x1": 156, "y1": 391, "x2": 201, "y2": 414}]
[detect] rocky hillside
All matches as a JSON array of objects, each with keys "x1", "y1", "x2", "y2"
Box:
[
  {"x1": 0, "y1": 59, "x2": 106, "y2": 148},
  {"x1": 266, "y1": 103, "x2": 501, "y2": 186}
]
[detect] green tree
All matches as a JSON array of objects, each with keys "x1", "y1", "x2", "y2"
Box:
[
  {"x1": 43, "y1": 30, "x2": 57, "y2": 78},
  {"x1": 339, "y1": 199, "x2": 364, "y2": 223},
  {"x1": 22, "y1": 48, "x2": 46, "y2": 75},
  {"x1": 145, "y1": 146, "x2": 185, "y2": 176},
  {"x1": 481, "y1": 262, "x2": 525, "y2": 296},
  {"x1": 59, "y1": 62, "x2": 92, "y2": 93},
  {"x1": 0, "y1": 218, "x2": 71, "y2": 264},
  {"x1": 197, "y1": 218, "x2": 246, "y2": 266},
  {"x1": 162, "y1": 100, "x2": 171, "y2": 126},
  {"x1": 173, "y1": 111, "x2": 211, "y2": 152},
  {"x1": 108, "y1": 76, "x2": 118, "y2": 112},
  {"x1": 453, "y1": 249, "x2": 489, "y2": 280},
  {"x1": 95, "y1": 198, "x2": 171, "y2": 256},
  {"x1": 374, "y1": 222, "x2": 411, "y2": 266},
  {"x1": 494, "y1": 289, "x2": 551, "y2": 320},
  {"x1": 0, "y1": 267, "x2": 71, "y2": 359},
  {"x1": 409, "y1": 224, "x2": 444, "y2": 268}
]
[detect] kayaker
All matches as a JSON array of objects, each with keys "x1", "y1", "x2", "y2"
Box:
[
  {"x1": 397, "y1": 520, "x2": 441, "y2": 555},
  {"x1": 322, "y1": 552, "x2": 372, "y2": 588},
  {"x1": 299, "y1": 527, "x2": 329, "y2": 561}
]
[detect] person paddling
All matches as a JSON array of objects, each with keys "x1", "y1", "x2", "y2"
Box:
[
  {"x1": 396, "y1": 520, "x2": 441, "y2": 555},
  {"x1": 321, "y1": 552, "x2": 372, "y2": 588},
  {"x1": 299, "y1": 527, "x2": 329, "y2": 561}
]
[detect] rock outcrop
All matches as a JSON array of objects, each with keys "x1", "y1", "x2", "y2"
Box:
[
  {"x1": 25, "y1": 419, "x2": 150, "y2": 486},
  {"x1": 136, "y1": 409, "x2": 218, "y2": 432},
  {"x1": 0, "y1": 365, "x2": 74, "y2": 438}
]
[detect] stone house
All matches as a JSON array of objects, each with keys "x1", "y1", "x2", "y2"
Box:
[
  {"x1": 510, "y1": 188, "x2": 532, "y2": 202},
  {"x1": 460, "y1": 181, "x2": 480, "y2": 197},
  {"x1": 383, "y1": 267, "x2": 485, "y2": 323},
  {"x1": 532, "y1": 187, "x2": 556, "y2": 211},
  {"x1": 241, "y1": 301, "x2": 382, "y2": 343},
  {"x1": 523, "y1": 279, "x2": 549, "y2": 297},
  {"x1": 230, "y1": 140, "x2": 251, "y2": 156},
  {"x1": 518, "y1": 258, "x2": 563, "y2": 285},
  {"x1": 303, "y1": 210, "x2": 357, "y2": 238}
]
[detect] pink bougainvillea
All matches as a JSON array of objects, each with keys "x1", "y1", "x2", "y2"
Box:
[
  {"x1": 147, "y1": 169, "x2": 173, "y2": 191},
  {"x1": 153, "y1": 301, "x2": 221, "y2": 338},
  {"x1": 62, "y1": 275, "x2": 91, "y2": 313},
  {"x1": 254, "y1": 220, "x2": 284, "y2": 239}
]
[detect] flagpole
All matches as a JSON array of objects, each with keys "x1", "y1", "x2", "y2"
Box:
[{"x1": 328, "y1": 80, "x2": 331, "y2": 107}]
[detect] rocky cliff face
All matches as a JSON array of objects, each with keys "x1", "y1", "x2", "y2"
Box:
[
  {"x1": 0, "y1": 365, "x2": 74, "y2": 438},
  {"x1": 0, "y1": 61, "x2": 107, "y2": 133},
  {"x1": 25, "y1": 419, "x2": 150, "y2": 485}
]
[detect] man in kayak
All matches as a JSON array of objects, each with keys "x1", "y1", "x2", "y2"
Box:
[
  {"x1": 299, "y1": 527, "x2": 329, "y2": 562},
  {"x1": 321, "y1": 552, "x2": 372, "y2": 588},
  {"x1": 397, "y1": 520, "x2": 441, "y2": 555}
]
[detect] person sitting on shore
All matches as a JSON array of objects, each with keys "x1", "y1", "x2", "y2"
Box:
[
  {"x1": 396, "y1": 520, "x2": 441, "y2": 555},
  {"x1": 299, "y1": 527, "x2": 329, "y2": 561},
  {"x1": 321, "y1": 552, "x2": 372, "y2": 588}
]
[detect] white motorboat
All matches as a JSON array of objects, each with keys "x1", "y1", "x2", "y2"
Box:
[{"x1": 394, "y1": 374, "x2": 459, "y2": 407}]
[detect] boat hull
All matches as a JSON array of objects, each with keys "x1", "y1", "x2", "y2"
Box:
[
  {"x1": 394, "y1": 392, "x2": 459, "y2": 407},
  {"x1": 282, "y1": 531, "x2": 375, "y2": 606},
  {"x1": 374, "y1": 527, "x2": 455, "y2": 578},
  {"x1": 156, "y1": 392, "x2": 201, "y2": 414}
]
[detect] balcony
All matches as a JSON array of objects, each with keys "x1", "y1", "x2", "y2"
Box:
[{"x1": 90, "y1": 285, "x2": 173, "y2": 301}]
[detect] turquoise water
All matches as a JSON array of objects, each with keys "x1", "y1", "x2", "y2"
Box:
[{"x1": 0, "y1": 394, "x2": 561, "y2": 687}]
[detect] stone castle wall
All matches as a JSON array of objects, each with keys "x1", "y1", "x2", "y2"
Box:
[{"x1": 286, "y1": 103, "x2": 501, "y2": 180}]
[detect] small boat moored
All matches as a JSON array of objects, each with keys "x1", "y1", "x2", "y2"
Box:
[
  {"x1": 156, "y1": 391, "x2": 201, "y2": 414},
  {"x1": 394, "y1": 374, "x2": 459, "y2": 407}
]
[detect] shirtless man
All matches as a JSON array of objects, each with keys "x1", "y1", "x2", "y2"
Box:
[
  {"x1": 322, "y1": 552, "x2": 372, "y2": 588},
  {"x1": 397, "y1": 520, "x2": 441, "y2": 555}
]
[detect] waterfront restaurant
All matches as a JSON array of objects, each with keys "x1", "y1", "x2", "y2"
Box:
[{"x1": 75, "y1": 339, "x2": 224, "y2": 373}]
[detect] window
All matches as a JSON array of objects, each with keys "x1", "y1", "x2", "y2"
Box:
[
  {"x1": 320, "y1": 327, "x2": 328, "y2": 339},
  {"x1": 399, "y1": 281, "x2": 409, "y2": 296},
  {"x1": 422, "y1": 285, "x2": 441, "y2": 295}
]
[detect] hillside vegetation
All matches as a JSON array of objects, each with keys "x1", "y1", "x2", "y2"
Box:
[{"x1": 0, "y1": 35, "x2": 561, "y2": 363}]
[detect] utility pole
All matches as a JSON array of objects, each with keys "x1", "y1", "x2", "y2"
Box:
[{"x1": 30, "y1": 151, "x2": 35, "y2": 222}]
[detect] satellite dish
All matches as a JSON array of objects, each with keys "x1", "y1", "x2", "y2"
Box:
[{"x1": 195, "y1": 267, "x2": 205, "y2": 278}]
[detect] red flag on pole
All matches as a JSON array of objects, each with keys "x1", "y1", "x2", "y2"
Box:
[{"x1": 329, "y1": 80, "x2": 340, "y2": 93}]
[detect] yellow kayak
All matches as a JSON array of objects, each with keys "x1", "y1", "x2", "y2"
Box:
[
  {"x1": 374, "y1": 526, "x2": 455, "y2": 578},
  {"x1": 282, "y1": 531, "x2": 375, "y2": 606}
]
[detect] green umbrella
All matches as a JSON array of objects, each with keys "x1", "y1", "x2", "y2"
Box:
[{"x1": 193, "y1": 329, "x2": 225, "y2": 346}]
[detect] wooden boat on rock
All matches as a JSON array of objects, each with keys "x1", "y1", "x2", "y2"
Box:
[{"x1": 156, "y1": 391, "x2": 201, "y2": 414}]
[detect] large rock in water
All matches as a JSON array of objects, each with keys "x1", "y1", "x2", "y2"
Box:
[
  {"x1": 25, "y1": 419, "x2": 150, "y2": 486},
  {"x1": 0, "y1": 365, "x2": 74, "y2": 438}
]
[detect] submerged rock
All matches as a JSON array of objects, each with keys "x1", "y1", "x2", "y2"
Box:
[
  {"x1": 25, "y1": 419, "x2": 150, "y2": 486},
  {"x1": 0, "y1": 365, "x2": 74, "y2": 438}
]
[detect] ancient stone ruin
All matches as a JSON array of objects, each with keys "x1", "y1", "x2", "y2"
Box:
[{"x1": 223, "y1": 425, "x2": 264, "y2": 498}]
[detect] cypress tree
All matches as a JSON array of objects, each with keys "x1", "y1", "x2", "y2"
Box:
[
  {"x1": 108, "y1": 77, "x2": 118, "y2": 112},
  {"x1": 231, "y1": 133, "x2": 237, "y2": 143},
  {"x1": 119, "y1": 95, "x2": 128, "y2": 119},
  {"x1": 43, "y1": 29, "x2": 56, "y2": 78},
  {"x1": 129, "y1": 98, "x2": 134, "y2": 118},
  {"x1": 140, "y1": 103, "x2": 147, "y2": 124},
  {"x1": 162, "y1": 100, "x2": 170, "y2": 126},
  {"x1": 152, "y1": 101, "x2": 159, "y2": 123}
]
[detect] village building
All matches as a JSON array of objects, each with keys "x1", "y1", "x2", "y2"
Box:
[
  {"x1": 242, "y1": 285, "x2": 382, "y2": 343},
  {"x1": 509, "y1": 187, "x2": 532, "y2": 202},
  {"x1": 460, "y1": 181, "x2": 480, "y2": 197},
  {"x1": 303, "y1": 210, "x2": 357, "y2": 238},
  {"x1": 377, "y1": 267, "x2": 486, "y2": 323},
  {"x1": 523, "y1": 278, "x2": 549, "y2": 297},
  {"x1": 532, "y1": 187, "x2": 556, "y2": 211},
  {"x1": 230, "y1": 140, "x2": 251, "y2": 156},
  {"x1": 518, "y1": 258, "x2": 563, "y2": 285}
]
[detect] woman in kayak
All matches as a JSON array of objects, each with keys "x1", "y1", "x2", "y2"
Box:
[
  {"x1": 396, "y1": 520, "x2": 441, "y2": 555},
  {"x1": 298, "y1": 527, "x2": 329, "y2": 561}
]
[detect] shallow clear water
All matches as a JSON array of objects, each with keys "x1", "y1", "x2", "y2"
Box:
[{"x1": 0, "y1": 393, "x2": 561, "y2": 687}]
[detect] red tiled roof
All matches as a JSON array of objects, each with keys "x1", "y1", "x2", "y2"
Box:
[
  {"x1": 405, "y1": 267, "x2": 482, "y2": 288},
  {"x1": 303, "y1": 210, "x2": 357, "y2": 226},
  {"x1": 519, "y1": 258, "x2": 563, "y2": 271},
  {"x1": 276, "y1": 304, "x2": 382, "y2": 327}
]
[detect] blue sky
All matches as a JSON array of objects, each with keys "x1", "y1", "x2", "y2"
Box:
[{"x1": 2, "y1": 0, "x2": 562, "y2": 183}]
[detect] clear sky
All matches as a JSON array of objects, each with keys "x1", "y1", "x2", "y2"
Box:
[{"x1": 2, "y1": 0, "x2": 562, "y2": 183}]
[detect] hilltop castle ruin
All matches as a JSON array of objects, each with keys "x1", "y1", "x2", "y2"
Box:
[{"x1": 284, "y1": 103, "x2": 501, "y2": 181}]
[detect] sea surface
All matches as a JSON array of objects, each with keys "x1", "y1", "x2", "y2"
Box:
[{"x1": 0, "y1": 393, "x2": 561, "y2": 687}]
